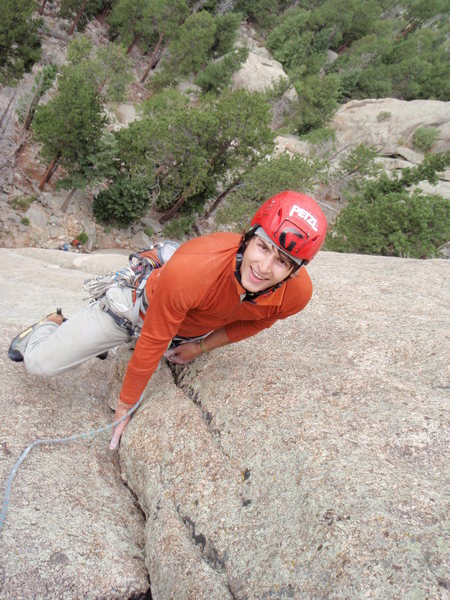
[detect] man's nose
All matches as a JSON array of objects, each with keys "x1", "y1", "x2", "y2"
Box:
[{"x1": 259, "y1": 253, "x2": 274, "y2": 273}]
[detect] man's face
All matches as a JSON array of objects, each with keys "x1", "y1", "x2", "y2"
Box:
[{"x1": 240, "y1": 235, "x2": 295, "y2": 293}]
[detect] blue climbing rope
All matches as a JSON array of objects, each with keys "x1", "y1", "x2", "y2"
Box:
[{"x1": 0, "y1": 393, "x2": 144, "y2": 534}]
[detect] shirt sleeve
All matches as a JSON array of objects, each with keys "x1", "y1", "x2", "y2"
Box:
[
  {"x1": 225, "y1": 316, "x2": 278, "y2": 343},
  {"x1": 119, "y1": 259, "x2": 203, "y2": 405}
]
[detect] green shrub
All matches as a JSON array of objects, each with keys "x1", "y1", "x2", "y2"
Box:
[
  {"x1": 20, "y1": 217, "x2": 30, "y2": 226},
  {"x1": 327, "y1": 190, "x2": 450, "y2": 258},
  {"x1": 292, "y1": 73, "x2": 340, "y2": 134},
  {"x1": 77, "y1": 231, "x2": 89, "y2": 244},
  {"x1": 217, "y1": 153, "x2": 326, "y2": 230},
  {"x1": 163, "y1": 214, "x2": 196, "y2": 239},
  {"x1": 195, "y1": 47, "x2": 248, "y2": 95},
  {"x1": 301, "y1": 127, "x2": 336, "y2": 146},
  {"x1": 8, "y1": 194, "x2": 37, "y2": 211},
  {"x1": 144, "y1": 226, "x2": 154, "y2": 237},
  {"x1": 93, "y1": 176, "x2": 151, "y2": 226},
  {"x1": 376, "y1": 111, "x2": 391, "y2": 122},
  {"x1": 412, "y1": 127, "x2": 439, "y2": 153}
]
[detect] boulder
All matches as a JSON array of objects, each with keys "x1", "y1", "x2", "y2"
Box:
[
  {"x1": 24, "y1": 204, "x2": 50, "y2": 230},
  {"x1": 330, "y1": 98, "x2": 450, "y2": 156},
  {"x1": 231, "y1": 51, "x2": 292, "y2": 94},
  {"x1": 115, "y1": 103, "x2": 139, "y2": 126}
]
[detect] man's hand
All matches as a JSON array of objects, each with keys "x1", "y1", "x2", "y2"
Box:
[
  {"x1": 164, "y1": 341, "x2": 203, "y2": 365},
  {"x1": 109, "y1": 399, "x2": 133, "y2": 450}
]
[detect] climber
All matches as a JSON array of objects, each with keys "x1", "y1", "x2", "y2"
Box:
[{"x1": 9, "y1": 191, "x2": 327, "y2": 449}]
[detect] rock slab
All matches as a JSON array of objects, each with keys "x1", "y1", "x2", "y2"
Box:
[
  {"x1": 0, "y1": 249, "x2": 149, "y2": 599},
  {"x1": 119, "y1": 251, "x2": 449, "y2": 599}
]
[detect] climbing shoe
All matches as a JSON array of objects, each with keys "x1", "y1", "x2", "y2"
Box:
[{"x1": 8, "y1": 308, "x2": 66, "y2": 362}]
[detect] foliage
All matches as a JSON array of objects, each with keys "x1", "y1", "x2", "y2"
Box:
[
  {"x1": 300, "y1": 127, "x2": 336, "y2": 147},
  {"x1": 195, "y1": 47, "x2": 248, "y2": 95},
  {"x1": 331, "y1": 18, "x2": 450, "y2": 101},
  {"x1": 0, "y1": 0, "x2": 42, "y2": 83},
  {"x1": 59, "y1": 0, "x2": 112, "y2": 32},
  {"x1": 267, "y1": 8, "x2": 314, "y2": 71},
  {"x1": 376, "y1": 111, "x2": 391, "y2": 122},
  {"x1": 32, "y1": 65, "x2": 107, "y2": 175},
  {"x1": 163, "y1": 214, "x2": 196, "y2": 239},
  {"x1": 77, "y1": 231, "x2": 89, "y2": 244},
  {"x1": 217, "y1": 153, "x2": 327, "y2": 230},
  {"x1": 412, "y1": 127, "x2": 439, "y2": 153},
  {"x1": 327, "y1": 152, "x2": 450, "y2": 258},
  {"x1": 212, "y1": 13, "x2": 242, "y2": 56},
  {"x1": 108, "y1": 0, "x2": 188, "y2": 55},
  {"x1": 20, "y1": 217, "x2": 30, "y2": 226},
  {"x1": 115, "y1": 89, "x2": 274, "y2": 221},
  {"x1": 66, "y1": 35, "x2": 132, "y2": 102},
  {"x1": 168, "y1": 11, "x2": 217, "y2": 75},
  {"x1": 327, "y1": 190, "x2": 450, "y2": 258},
  {"x1": 291, "y1": 74, "x2": 340, "y2": 134},
  {"x1": 8, "y1": 195, "x2": 37, "y2": 212},
  {"x1": 234, "y1": 0, "x2": 289, "y2": 29},
  {"x1": 93, "y1": 175, "x2": 153, "y2": 226}
]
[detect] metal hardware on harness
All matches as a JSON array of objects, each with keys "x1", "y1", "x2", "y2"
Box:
[{"x1": 105, "y1": 308, "x2": 136, "y2": 337}]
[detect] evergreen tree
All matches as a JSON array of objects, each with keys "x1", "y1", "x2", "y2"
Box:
[
  {"x1": 168, "y1": 11, "x2": 218, "y2": 75},
  {"x1": 17, "y1": 65, "x2": 57, "y2": 131},
  {"x1": 327, "y1": 152, "x2": 450, "y2": 258},
  {"x1": 33, "y1": 66, "x2": 107, "y2": 190},
  {"x1": 0, "y1": 0, "x2": 42, "y2": 83},
  {"x1": 97, "y1": 89, "x2": 274, "y2": 226}
]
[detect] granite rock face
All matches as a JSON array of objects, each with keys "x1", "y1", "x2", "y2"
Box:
[
  {"x1": 0, "y1": 247, "x2": 448, "y2": 599},
  {"x1": 331, "y1": 98, "x2": 450, "y2": 156},
  {"x1": 119, "y1": 251, "x2": 449, "y2": 599},
  {"x1": 0, "y1": 249, "x2": 149, "y2": 599}
]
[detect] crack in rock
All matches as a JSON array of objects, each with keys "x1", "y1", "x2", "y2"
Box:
[{"x1": 167, "y1": 362, "x2": 233, "y2": 460}]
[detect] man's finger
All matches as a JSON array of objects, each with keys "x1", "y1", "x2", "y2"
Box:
[{"x1": 109, "y1": 416, "x2": 130, "y2": 450}]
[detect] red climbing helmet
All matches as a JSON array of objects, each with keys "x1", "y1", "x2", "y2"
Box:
[{"x1": 250, "y1": 191, "x2": 327, "y2": 265}]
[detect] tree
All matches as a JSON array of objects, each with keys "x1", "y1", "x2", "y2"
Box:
[
  {"x1": 234, "y1": 0, "x2": 287, "y2": 29},
  {"x1": 66, "y1": 35, "x2": 132, "y2": 101},
  {"x1": 0, "y1": 0, "x2": 42, "y2": 83},
  {"x1": 195, "y1": 47, "x2": 248, "y2": 95},
  {"x1": 108, "y1": 0, "x2": 188, "y2": 82},
  {"x1": 32, "y1": 67, "x2": 107, "y2": 190},
  {"x1": 139, "y1": 0, "x2": 189, "y2": 83},
  {"x1": 59, "y1": 0, "x2": 112, "y2": 34},
  {"x1": 167, "y1": 11, "x2": 217, "y2": 75},
  {"x1": 327, "y1": 189, "x2": 450, "y2": 258},
  {"x1": 31, "y1": 36, "x2": 131, "y2": 195},
  {"x1": 215, "y1": 153, "x2": 327, "y2": 228},
  {"x1": 107, "y1": 89, "x2": 274, "y2": 226},
  {"x1": 291, "y1": 73, "x2": 340, "y2": 134},
  {"x1": 327, "y1": 152, "x2": 450, "y2": 258}
]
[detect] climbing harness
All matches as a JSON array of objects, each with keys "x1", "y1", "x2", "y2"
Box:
[
  {"x1": 0, "y1": 392, "x2": 145, "y2": 535},
  {"x1": 84, "y1": 240, "x2": 179, "y2": 335}
]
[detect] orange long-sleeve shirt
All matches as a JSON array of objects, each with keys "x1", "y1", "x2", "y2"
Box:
[{"x1": 120, "y1": 232, "x2": 312, "y2": 404}]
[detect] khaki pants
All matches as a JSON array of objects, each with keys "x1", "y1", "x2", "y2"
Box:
[{"x1": 24, "y1": 295, "x2": 131, "y2": 377}]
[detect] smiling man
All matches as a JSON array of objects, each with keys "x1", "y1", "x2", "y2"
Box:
[
  {"x1": 111, "y1": 190, "x2": 327, "y2": 447},
  {"x1": 12, "y1": 191, "x2": 326, "y2": 448}
]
